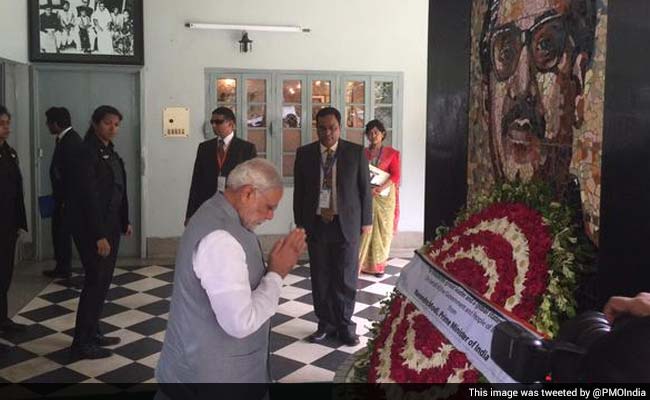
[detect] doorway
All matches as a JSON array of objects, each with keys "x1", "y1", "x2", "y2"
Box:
[{"x1": 33, "y1": 66, "x2": 142, "y2": 259}]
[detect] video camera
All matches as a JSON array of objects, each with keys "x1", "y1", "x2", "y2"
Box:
[{"x1": 491, "y1": 312, "x2": 650, "y2": 382}]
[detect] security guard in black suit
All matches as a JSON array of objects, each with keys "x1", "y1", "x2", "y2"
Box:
[
  {"x1": 185, "y1": 107, "x2": 257, "y2": 223},
  {"x1": 69, "y1": 105, "x2": 132, "y2": 360},
  {"x1": 43, "y1": 107, "x2": 82, "y2": 279},
  {"x1": 0, "y1": 106, "x2": 28, "y2": 334}
]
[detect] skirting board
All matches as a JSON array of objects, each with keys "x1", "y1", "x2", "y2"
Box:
[{"x1": 17, "y1": 240, "x2": 35, "y2": 264}]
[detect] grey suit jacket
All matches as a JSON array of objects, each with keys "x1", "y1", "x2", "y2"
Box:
[{"x1": 293, "y1": 139, "x2": 372, "y2": 242}]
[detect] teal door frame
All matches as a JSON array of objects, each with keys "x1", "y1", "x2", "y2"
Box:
[{"x1": 30, "y1": 63, "x2": 147, "y2": 260}]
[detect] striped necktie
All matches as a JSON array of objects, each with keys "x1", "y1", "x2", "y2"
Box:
[{"x1": 320, "y1": 148, "x2": 334, "y2": 223}]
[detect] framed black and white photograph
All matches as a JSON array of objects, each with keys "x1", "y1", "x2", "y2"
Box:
[{"x1": 28, "y1": 0, "x2": 144, "y2": 65}]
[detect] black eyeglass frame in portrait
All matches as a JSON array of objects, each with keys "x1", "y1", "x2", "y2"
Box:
[{"x1": 489, "y1": 13, "x2": 568, "y2": 82}]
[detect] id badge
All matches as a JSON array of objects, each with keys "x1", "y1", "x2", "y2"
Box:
[
  {"x1": 218, "y1": 176, "x2": 227, "y2": 193},
  {"x1": 319, "y1": 189, "x2": 331, "y2": 208}
]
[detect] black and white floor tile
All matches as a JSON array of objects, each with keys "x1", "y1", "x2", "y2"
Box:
[{"x1": 0, "y1": 258, "x2": 410, "y2": 384}]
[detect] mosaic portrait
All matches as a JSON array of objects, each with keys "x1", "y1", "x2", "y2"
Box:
[{"x1": 467, "y1": 0, "x2": 608, "y2": 244}]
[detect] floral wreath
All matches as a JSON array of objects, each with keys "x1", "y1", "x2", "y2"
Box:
[{"x1": 350, "y1": 181, "x2": 594, "y2": 384}]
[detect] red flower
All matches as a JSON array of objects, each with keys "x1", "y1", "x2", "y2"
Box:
[{"x1": 370, "y1": 202, "x2": 552, "y2": 383}]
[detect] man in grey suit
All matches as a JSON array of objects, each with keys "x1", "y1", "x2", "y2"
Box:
[
  {"x1": 157, "y1": 159, "x2": 305, "y2": 392},
  {"x1": 293, "y1": 107, "x2": 372, "y2": 346}
]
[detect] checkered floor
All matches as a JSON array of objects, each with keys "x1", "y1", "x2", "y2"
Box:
[{"x1": 0, "y1": 258, "x2": 410, "y2": 384}]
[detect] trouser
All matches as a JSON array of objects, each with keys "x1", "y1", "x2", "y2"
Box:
[
  {"x1": 307, "y1": 217, "x2": 359, "y2": 337},
  {"x1": 51, "y1": 200, "x2": 72, "y2": 274},
  {"x1": 72, "y1": 226, "x2": 121, "y2": 346},
  {"x1": 0, "y1": 229, "x2": 18, "y2": 322}
]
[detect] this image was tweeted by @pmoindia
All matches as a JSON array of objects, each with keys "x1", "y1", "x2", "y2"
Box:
[{"x1": 469, "y1": 387, "x2": 647, "y2": 399}]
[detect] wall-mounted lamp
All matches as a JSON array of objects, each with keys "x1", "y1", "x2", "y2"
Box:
[
  {"x1": 185, "y1": 22, "x2": 311, "y2": 33},
  {"x1": 238, "y1": 32, "x2": 253, "y2": 53}
]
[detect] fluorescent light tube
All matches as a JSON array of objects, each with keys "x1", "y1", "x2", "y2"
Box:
[{"x1": 185, "y1": 22, "x2": 310, "y2": 33}]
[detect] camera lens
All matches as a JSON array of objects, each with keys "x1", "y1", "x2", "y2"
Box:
[{"x1": 557, "y1": 311, "x2": 611, "y2": 350}]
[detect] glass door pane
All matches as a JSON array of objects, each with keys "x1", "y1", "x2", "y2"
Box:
[
  {"x1": 245, "y1": 78, "x2": 269, "y2": 158},
  {"x1": 282, "y1": 79, "x2": 304, "y2": 177},
  {"x1": 373, "y1": 80, "x2": 395, "y2": 146},
  {"x1": 344, "y1": 80, "x2": 366, "y2": 145},
  {"x1": 211, "y1": 75, "x2": 241, "y2": 141},
  {"x1": 216, "y1": 77, "x2": 237, "y2": 115},
  {"x1": 373, "y1": 81, "x2": 393, "y2": 104},
  {"x1": 310, "y1": 79, "x2": 333, "y2": 142}
]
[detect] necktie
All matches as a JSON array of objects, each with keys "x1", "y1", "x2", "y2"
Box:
[
  {"x1": 54, "y1": 137, "x2": 60, "y2": 160},
  {"x1": 321, "y1": 148, "x2": 334, "y2": 223},
  {"x1": 217, "y1": 138, "x2": 226, "y2": 169}
]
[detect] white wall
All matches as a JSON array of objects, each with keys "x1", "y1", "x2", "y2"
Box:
[
  {"x1": 143, "y1": 0, "x2": 428, "y2": 238},
  {"x1": 0, "y1": 1, "x2": 28, "y2": 63},
  {"x1": 0, "y1": 0, "x2": 428, "y2": 244}
]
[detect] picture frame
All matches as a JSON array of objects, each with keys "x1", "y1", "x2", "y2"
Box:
[{"x1": 28, "y1": 0, "x2": 144, "y2": 65}]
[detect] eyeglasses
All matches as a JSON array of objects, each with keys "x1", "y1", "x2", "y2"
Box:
[
  {"x1": 490, "y1": 14, "x2": 568, "y2": 82},
  {"x1": 210, "y1": 119, "x2": 228, "y2": 125}
]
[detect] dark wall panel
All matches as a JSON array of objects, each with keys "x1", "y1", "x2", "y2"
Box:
[
  {"x1": 424, "y1": 0, "x2": 472, "y2": 241},
  {"x1": 598, "y1": 0, "x2": 650, "y2": 300}
]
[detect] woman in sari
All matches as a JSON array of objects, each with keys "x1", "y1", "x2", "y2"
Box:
[{"x1": 359, "y1": 119, "x2": 400, "y2": 277}]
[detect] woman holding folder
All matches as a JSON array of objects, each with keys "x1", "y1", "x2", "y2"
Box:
[{"x1": 358, "y1": 119, "x2": 400, "y2": 277}]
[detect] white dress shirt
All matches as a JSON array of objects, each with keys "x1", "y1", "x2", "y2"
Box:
[
  {"x1": 58, "y1": 126, "x2": 72, "y2": 141},
  {"x1": 192, "y1": 230, "x2": 283, "y2": 339},
  {"x1": 219, "y1": 131, "x2": 235, "y2": 149},
  {"x1": 318, "y1": 140, "x2": 338, "y2": 214}
]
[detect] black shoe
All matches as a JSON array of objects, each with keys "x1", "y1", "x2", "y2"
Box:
[
  {"x1": 374, "y1": 273, "x2": 385, "y2": 278},
  {"x1": 339, "y1": 332, "x2": 360, "y2": 346},
  {"x1": 307, "y1": 330, "x2": 331, "y2": 343},
  {"x1": 43, "y1": 269, "x2": 72, "y2": 279},
  {"x1": 95, "y1": 335, "x2": 121, "y2": 347},
  {"x1": 0, "y1": 320, "x2": 28, "y2": 333},
  {"x1": 70, "y1": 344, "x2": 112, "y2": 360}
]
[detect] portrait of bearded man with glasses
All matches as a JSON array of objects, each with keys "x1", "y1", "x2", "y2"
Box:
[{"x1": 478, "y1": 0, "x2": 598, "y2": 200}]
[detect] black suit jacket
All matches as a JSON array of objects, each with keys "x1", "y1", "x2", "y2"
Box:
[
  {"x1": 293, "y1": 140, "x2": 372, "y2": 242},
  {"x1": 50, "y1": 128, "x2": 82, "y2": 204},
  {"x1": 0, "y1": 142, "x2": 27, "y2": 233},
  {"x1": 69, "y1": 133, "x2": 130, "y2": 241},
  {"x1": 185, "y1": 136, "x2": 257, "y2": 219}
]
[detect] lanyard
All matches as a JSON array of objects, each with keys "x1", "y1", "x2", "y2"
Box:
[
  {"x1": 321, "y1": 149, "x2": 338, "y2": 179},
  {"x1": 216, "y1": 143, "x2": 228, "y2": 173}
]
